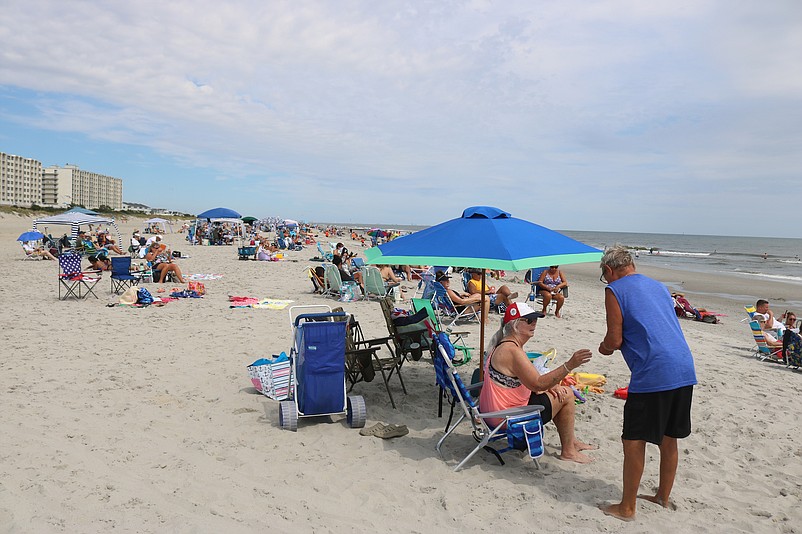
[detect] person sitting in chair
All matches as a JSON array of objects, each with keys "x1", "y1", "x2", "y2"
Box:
[
  {"x1": 436, "y1": 271, "x2": 490, "y2": 323},
  {"x1": 22, "y1": 241, "x2": 57, "y2": 260},
  {"x1": 145, "y1": 242, "x2": 186, "y2": 283},
  {"x1": 466, "y1": 269, "x2": 517, "y2": 313},
  {"x1": 97, "y1": 232, "x2": 124, "y2": 255},
  {"x1": 332, "y1": 254, "x2": 363, "y2": 287},
  {"x1": 537, "y1": 265, "x2": 568, "y2": 318},
  {"x1": 478, "y1": 302, "x2": 595, "y2": 463},
  {"x1": 756, "y1": 299, "x2": 784, "y2": 336}
]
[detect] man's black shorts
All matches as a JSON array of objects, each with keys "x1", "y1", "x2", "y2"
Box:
[{"x1": 622, "y1": 385, "x2": 693, "y2": 445}]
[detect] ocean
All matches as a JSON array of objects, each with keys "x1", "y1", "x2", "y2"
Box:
[{"x1": 560, "y1": 230, "x2": 802, "y2": 287}]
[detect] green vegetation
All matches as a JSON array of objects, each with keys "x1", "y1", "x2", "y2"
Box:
[{"x1": 0, "y1": 204, "x2": 194, "y2": 219}]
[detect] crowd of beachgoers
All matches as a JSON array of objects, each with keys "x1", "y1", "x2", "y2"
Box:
[{"x1": 4, "y1": 212, "x2": 801, "y2": 532}]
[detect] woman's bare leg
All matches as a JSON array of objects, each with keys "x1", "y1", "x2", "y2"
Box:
[{"x1": 548, "y1": 387, "x2": 593, "y2": 463}]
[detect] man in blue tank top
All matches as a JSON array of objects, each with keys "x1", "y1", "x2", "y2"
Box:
[{"x1": 597, "y1": 245, "x2": 697, "y2": 521}]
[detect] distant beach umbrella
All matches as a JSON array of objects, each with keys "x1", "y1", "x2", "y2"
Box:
[
  {"x1": 17, "y1": 231, "x2": 45, "y2": 242},
  {"x1": 364, "y1": 206, "x2": 602, "y2": 369},
  {"x1": 283, "y1": 219, "x2": 299, "y2": 227},
  {"x1": 241, "y1": 216, "x2": 258, "y2": 224}
]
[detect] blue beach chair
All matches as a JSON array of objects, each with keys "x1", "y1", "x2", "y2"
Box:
[
  {"x1": 110, "y1": 256, "x2": 139, "y2": 294},
  {"x1": 279, "y1": 306, "x2": 367, "y2": 431},
  {"x1": 432, "y1": 333, "x2": 544, "y2": 471}
]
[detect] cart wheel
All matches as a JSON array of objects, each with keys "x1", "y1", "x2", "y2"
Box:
[
  {"x1": 279, "y1": 401, "x2": 298, "y2": 431},
  {"x1": 346, "y1": 395, "x2": 367, "y2": 428}
]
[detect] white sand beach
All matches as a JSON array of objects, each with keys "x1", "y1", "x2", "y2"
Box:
[{"x1": 1, "y1": 213, "x2": 800, "y2": 533}]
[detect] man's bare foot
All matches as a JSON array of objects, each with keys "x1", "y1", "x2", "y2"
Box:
[
  {"x1": 574, "y1": 439, "x2": 598, "y2": 451},
  {"x1": 559, "y1": 450, "x2": 593, "y2": 464},
  {"x1": 555, "y1": 311, "x2": 562, "y2": 318},
  {"x1": 637, "y1": 494, "x2": 677, "y2": 510},
  {"x1": 600, "y1": 503, "x2": 635, "y2": 521}
]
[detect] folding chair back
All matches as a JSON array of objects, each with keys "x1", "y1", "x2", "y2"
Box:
[
  {"x1": 363, "y1": 265, "x2": 389, "y2": 299},
  {"x1": 110, "y1": 256, "x2": 139, "y2": 294},
  {"x1": 306, "y1": 266, "x2": 326, "y2": 294},
  {"x1": 431, "y1": 281, "x2": 479, "y2": 327},
  {"x1": 323, "y1": 263, "x2": 343, "y2": 296},
  {"x1": 748, "y1": 320, "x2": 783, "y2": 362},
  {"x1": 58, "y1": 251, "x2": 100, "y2": 300},
  {"x1": 432, "y1": 333, "x2": 544, "y2": 471}
]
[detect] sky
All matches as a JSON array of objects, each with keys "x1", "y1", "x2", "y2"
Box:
[{"x1": 1, "y1": 0, "x2": 801, "y2": 237}]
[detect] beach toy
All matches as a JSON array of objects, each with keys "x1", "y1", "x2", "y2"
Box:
[
  {"x1": 614, "y1": 386, "x2": 629, "y2": 400},
  {"x1": 571, "y1": 385, "x2": 587, "y2": 404}
]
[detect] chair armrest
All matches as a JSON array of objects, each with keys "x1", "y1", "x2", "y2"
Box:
[
  {"x1": 476, "y1": 405, "x2": 544, "y2": 420},
  {"x1": 465, "y1": 381, "x2": 482, "y2": 394}
]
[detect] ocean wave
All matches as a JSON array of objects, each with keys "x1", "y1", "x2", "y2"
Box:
[
  {"x1": 736, "y1": 271, "x2": 802, "y2": 283},
  {"x1": 648, "y1": 250, "x2": 710, "y2": 257},
  {"x1": 778, "y1": 259, "x2": 802, "y2": 264}
]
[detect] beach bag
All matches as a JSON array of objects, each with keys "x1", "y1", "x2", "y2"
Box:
[
  {"x1": 506, "y1": 413, "x2": 544, "y2": 459},
  {"x1": 339, "y1": 281, "x2": 360, "y2": 302},
  {"x1": 188, "y1": 281, "x2": 206, "y2": 296},
  {"x1": 137, "y1": 287, "x2": 154, "y2": 305},
  {"x1": 247, "y1": 352, "x2": 293, "y2": 400},
  {"x1": 172, "y1": 250, "x2": 182, "y2": 258}
]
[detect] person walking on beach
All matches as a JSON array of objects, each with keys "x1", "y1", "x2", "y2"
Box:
[{"x1": 597, "y1": 245, "x2": 697, "y2": 521}]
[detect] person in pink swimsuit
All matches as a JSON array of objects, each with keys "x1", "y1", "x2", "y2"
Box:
[{"x1": 478, "y1": 302, "x2": 596, "y2": 463}]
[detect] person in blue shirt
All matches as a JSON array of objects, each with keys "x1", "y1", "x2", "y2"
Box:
[{"x1": 598, "y1": 245, "x2": 697, "y2": 521}]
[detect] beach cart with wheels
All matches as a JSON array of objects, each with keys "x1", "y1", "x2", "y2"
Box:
[{"x1": 279, "y1": 306, "x2": 367, "y2": 431}]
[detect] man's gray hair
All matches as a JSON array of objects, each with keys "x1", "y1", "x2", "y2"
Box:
[{"x1": 600, "y1": 244, "x2": 634, "y2": 270}]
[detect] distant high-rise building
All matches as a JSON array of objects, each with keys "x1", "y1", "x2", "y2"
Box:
[
  {"x1": 42, "y1": 164, "x2": 123, "y2": 210},
  {"x1": 0, "y1": 152, "x2": 43, "y2": 207}
]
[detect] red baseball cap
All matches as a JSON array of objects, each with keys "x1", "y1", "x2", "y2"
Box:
[{"x1": 503, "y1": 302, "x2": 545, "y2": 324}]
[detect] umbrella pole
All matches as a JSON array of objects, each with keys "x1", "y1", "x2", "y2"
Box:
[{"x1": 480, "y1": 268, "x2": 487, "y2": 380}]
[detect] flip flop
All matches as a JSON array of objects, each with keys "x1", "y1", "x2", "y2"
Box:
[
  {"x1": 359, "y1": 423, "x2": 387, "y2": 437},
  {"x1": 375, "y1": 424, "x2": 409, "y2": 439}
]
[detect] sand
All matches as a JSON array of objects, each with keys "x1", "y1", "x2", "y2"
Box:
[{"x1": 1, "y1": 213, "x2": 800, "y2": 533}]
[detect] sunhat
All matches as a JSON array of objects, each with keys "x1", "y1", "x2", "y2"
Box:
[
  {"x1": 435, "y1": 271, "x2": 450, "y2": 282},
  {"x1": 119, "y1": 287, "x2": 139, "y2": 306},
  {"x1": 503, "y1": 302, "x2": 545, "y2": 324}
]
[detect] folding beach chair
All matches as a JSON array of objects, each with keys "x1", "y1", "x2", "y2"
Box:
[
  {"x1": 323, "y1": 263, "x2": 344, "y2": 297},
  {"x1": 432, "y1": 333, "x2": 544, "y2": 471},
  {"x1": 412, "y1": 267, "x2": 436, "y2": 300},
  {"x1": 316, "y1": 242, "x2": 333, "y2": 261},
  {"x1": 362, "y1": 265, "x2": 399, "y2": 300},
  {"x1": 748, "y1": 320, "x2": 784, "y2": 363},
  {"x1": 305, "y1": 266, "x2": 326, "y2": 294},
  {"x1": 345, "y1": 314, "x2": 405, "y2": 409},
  {"x1": 350, "y1": 257, "x2": 365, "y2": 271},
  {"x1": 526, "y1": 267, "x2": 568, "y2": 311},
  {"x1": 278, "y1": 306, "x2": 367, "y2": 431},
  {"x1": 411, "y1": 298, "x2": 473, "y2": 365},
  {"x1": 58, "y1": 251, "x2": 101, "y2": 300},
  {"x1": 431, "y1": 281, "x2": 480, "y2": 327},
  {"x1": 110, "y1": 256, "x2": 139, "y2": 294}
]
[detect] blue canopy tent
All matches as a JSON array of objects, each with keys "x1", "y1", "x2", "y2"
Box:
[
  {"x1": 365, "y1": 206, "x2": 602, "y2": 367},
  {"x1": 193, "y1": 207, "x2": 245, "y2": 246}
]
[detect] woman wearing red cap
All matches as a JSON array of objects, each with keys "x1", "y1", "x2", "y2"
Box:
[{"x1": 478, "y1": 302, "x2": 596, "y2": 463}]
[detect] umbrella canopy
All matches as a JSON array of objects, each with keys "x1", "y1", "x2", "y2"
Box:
[
  {"x1": 364, "y1": 206, "x2": 601, "y2": 271},
  {"x1": 66, "y1": 206, "x2": 99, "y2": 215},
  {"x1": 197, "y1": 207, "x2": 242, "y2": 219},
  {"x1": 364, "y1": 206, "x2": 602, "y2": 372},
  {"x1": 17, "y1": 231, "x2": 44, "y2": 242},
  {"x1": 282, "y1": 219, "x2": 299, "y2": 227},
  {"x1": 32, "y1": 212, "x2": 122, "y2": 244},
  {"x1": 241, "y1": 216, "x2": 258, "y2": 224}
]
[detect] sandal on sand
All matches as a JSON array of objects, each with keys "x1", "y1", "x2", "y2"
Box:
[
  {"x1": 359, "y1": 423, "x2": 387, "y2": 437},
  {"x1": 375, "y1": 424, "x2": 409, "y2": 439}
]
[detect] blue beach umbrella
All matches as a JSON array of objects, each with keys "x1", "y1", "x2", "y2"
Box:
[
  {"x1": 364, "y1": 206, "x2": 601, "y2": 271},
  {"x1": 197, "y1": 207, "x2": 242, "y2": 219},
  {"x1": 17, "y1": 231, "x2": 45, "y2": 242},
  {"x1": 364, "y1": 206, "x2": 602, "y2": 367}
]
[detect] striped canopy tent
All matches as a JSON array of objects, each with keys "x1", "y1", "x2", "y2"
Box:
[{"x1": 32, "y1": 211, "x2": 122, "y2": 244}]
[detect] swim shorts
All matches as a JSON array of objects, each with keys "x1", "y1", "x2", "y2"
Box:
[
  {"x1": 528, "y1": 391, "x2": 553, "y2": 425},
  {"x1": 622, "y1": 385, "x2": 693, "y2": 445}
]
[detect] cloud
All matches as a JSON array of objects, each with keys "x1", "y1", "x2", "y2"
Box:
[{"x1": 0, "y1": 0, "x2": 800, "y2": 234}]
